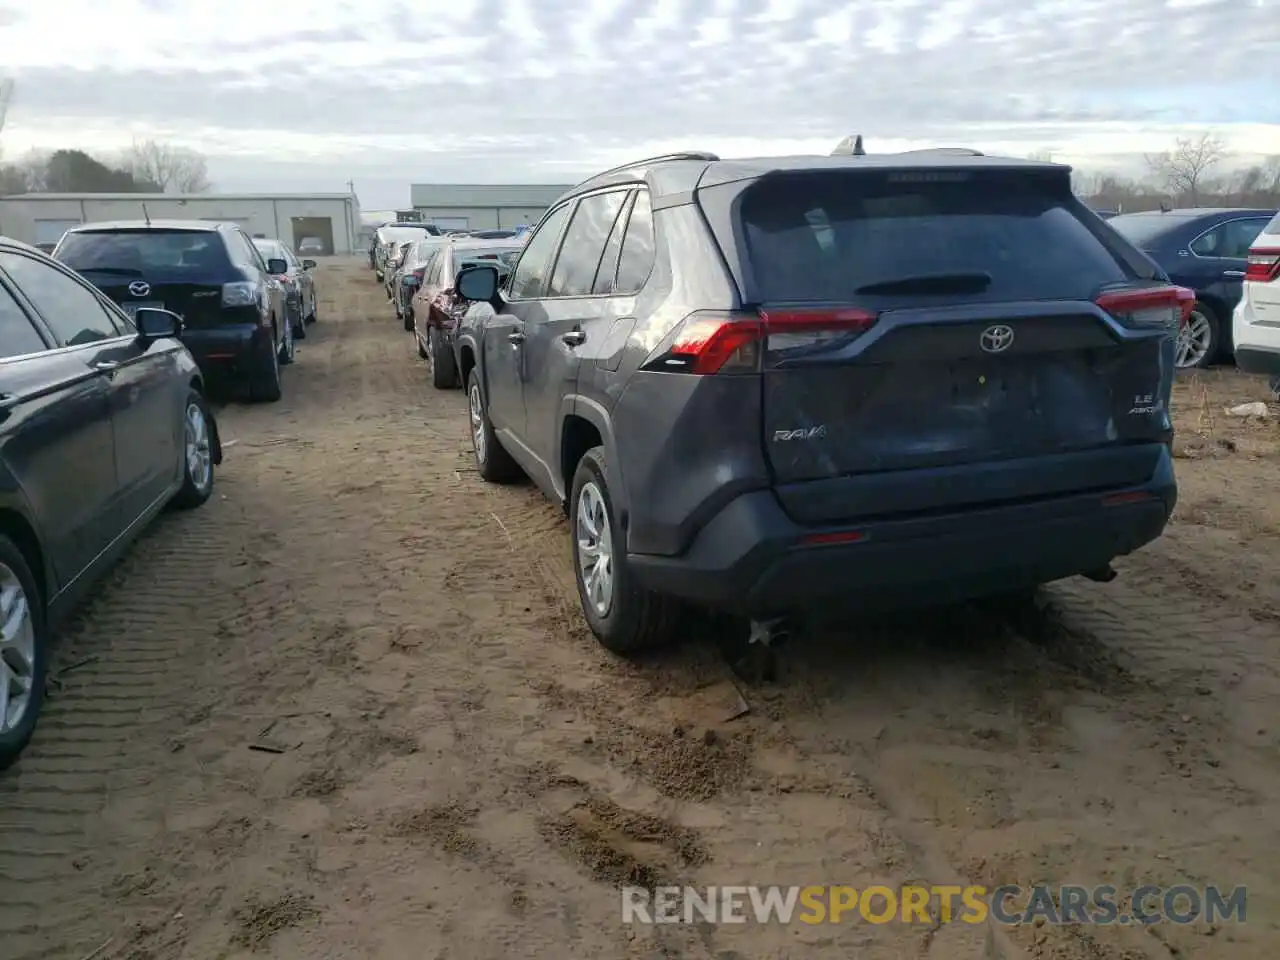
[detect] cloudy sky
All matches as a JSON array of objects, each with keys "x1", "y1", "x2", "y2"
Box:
[{"x1": 1, "y1": 0, "x2": 1278, "y2": 208}]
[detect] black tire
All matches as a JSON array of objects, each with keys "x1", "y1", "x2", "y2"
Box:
[
  {"x1": 403, "y1": 305, "x2": 415, "y2": 333},
  {"x1": 171, "y1": 389, "x2": 216, "y2": 510},
  {"x1": 416, "y1": 330, "x2": 429, "y2": 359},
  {"x1": 251, "y1": 335, "x2": 283, "y2": 402},
  {"x1": 291, "y1": 307, "x2": 306, "y2": 340},
  {"x1": 375, "y1": 270, "x2": 384, "y2": 282},
  {"x1": 570, "y1": 446, "x2": 684, "y2": 655},
  {"x1": 1178, "y1": 301, "x2": 1220, "y2": 369},
  {"x1": 306, "y1": 292, "x2": 318, "y2": 324},
  {"x1": 467, "y1": 369, "x2": 521, "y2": 483},
  {"x1": 430, "y1": 328, "x2": 458, "y2": 389},
  {"x1": 0, "y1": 534, "x2": 48, "y2": 771}
]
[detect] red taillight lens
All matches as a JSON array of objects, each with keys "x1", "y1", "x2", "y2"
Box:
[
  {"x1": 1095, "y1": 286, "x2": 1192, "y2": 329},
  {"x1": 648, "y1": 307, "x2": 879, "y2": 375},
  {"x1": 412, "y1": 267, "x2": 426, "y2": 282},
  {"x1": 1246, "y1": 248, "x2": 1280, "y2": 283}
]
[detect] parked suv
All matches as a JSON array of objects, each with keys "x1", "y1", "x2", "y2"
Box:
[
  {"x1": 452, "y1": 150, "x2": 1183, "y2": 654},
  {"x1": 413, "y1": 238, "x2": 521, "y2": 387},
  {"x1": 1108, "y1": 207, "x2": 1275, "y2": 368},
  {"x1": 1233, "y1": 211, "x2": 1280, "y2": 395},
  {"x1": 54, "y1": 220, "x2": 292, "y2": 401}
]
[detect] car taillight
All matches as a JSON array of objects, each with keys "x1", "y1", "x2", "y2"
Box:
[
  {"x1": 412, "y1": 267, "x2": 426, "y2": 282},
  {"x1": 1095, "y1": 286, "x2": 1193, "y2": 329},
  {"x1": 1246, "y1": 248, "x2": 1280, "y2": 283},
  {"x1": 641, "y1": 307, "x2": 879, "y2": 375}
]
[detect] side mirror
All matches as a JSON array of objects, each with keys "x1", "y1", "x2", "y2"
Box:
[
  {"x1": 134, "y1": 307, "x2": 183, "y2": 345},
  {"x1": 302, "y1": 259, "x2": 317, "y2": 270},
  {"x1": 266, "y1": 258, "x2": 288, "y2": 275},
  {"x1": 456, "y1": 265, "x2": 499, "y2": 302}
]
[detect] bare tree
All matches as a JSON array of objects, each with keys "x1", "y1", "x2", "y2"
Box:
[
  {"x1": 121, "y1": 138, "x2": 211, "y2": 193},
  {"x1": 1144, "y1": 132, "x2": 1227, "y2": 205}
]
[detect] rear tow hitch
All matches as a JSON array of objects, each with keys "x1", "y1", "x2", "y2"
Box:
[{"x1": 1082, "y1": 566, "x2": 1118, "y2": 583}]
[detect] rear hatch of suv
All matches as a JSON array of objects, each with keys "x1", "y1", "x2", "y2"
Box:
[
  {"x1": 698, "y1": 162, "x2": 1178, "y2": 524},
  {"x1": 55, "y1": 228, "x2": 233, "y2": 328}
]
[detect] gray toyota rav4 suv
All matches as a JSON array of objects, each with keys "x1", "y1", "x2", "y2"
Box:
[{"x1": 452, "y1": 150, "x2": 1182, "y2": 656}]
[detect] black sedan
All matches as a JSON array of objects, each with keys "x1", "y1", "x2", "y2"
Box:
[
  {"x1": 1109, "y1": 207, "x2": 1276, "y2": 368},
  {"x1": 0, "y1": 237, "x2": 222, "y2": 769}
]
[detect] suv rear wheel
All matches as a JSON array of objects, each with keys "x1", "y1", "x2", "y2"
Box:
[
  {"x1": 570, "y1": 447, "x2": 684, "y2": 654},
  {"x1": 251, "y1": 332, "x2": 283, "y2": 402}
]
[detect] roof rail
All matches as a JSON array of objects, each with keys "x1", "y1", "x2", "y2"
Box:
[
  {"x1": 894, "y1": 147, "x2": 985, "y2": 157},
  {"x1": 579, "y1": 151, "x2": 720, "y2": 185}
]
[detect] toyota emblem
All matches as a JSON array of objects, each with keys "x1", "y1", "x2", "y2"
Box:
[
  {"x1": 979, "y1": 324, "x2": 1014, "y2": 354},
  {"x1": 127, "y1": 281, "x2": 151, "y2": 297}
]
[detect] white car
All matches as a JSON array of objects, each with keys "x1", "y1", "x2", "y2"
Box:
[
  {"x1": 1233, "y1": 211, "x2": 1280, "y2": 395},
  {"x1": 298, "y1": 236, "x2": 324, "y2": 255}
]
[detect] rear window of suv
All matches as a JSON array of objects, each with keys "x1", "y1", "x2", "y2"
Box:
[
  {"x1": 737, "y1": 170, "x2": 1137, "y2": 305},
  {"x1": 56, "y1": 229, "x2": 230, "y2": 274}
]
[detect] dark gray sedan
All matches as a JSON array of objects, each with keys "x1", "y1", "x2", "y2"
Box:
[{"x1": 0, "y1": 237, "x2": 223, "y2": 770}]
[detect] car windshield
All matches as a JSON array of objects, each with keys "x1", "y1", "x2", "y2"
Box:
[
  {"x1": 56, "y1": 229, "x2": 230, "y2": 273},
  {"x1": 452, "y1": 246, "x2": 521, "y2": 276},
  {"x1": 253, "y1": 240, "x2": 286, "y2": 260},
  {"x1": 381, "y1": 226, "x2": 432, "y2": 243},
  {"x1": 1108, "y1": 214, "x2": 1193, "y2": 248},
  {"x1": 735, "y1": 169, "x2": 1133, "y2": 305}
]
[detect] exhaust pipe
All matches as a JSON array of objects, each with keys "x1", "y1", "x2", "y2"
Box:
[{"x1": 1082, "y1": 566, "x2": 1117, "y2": 583}]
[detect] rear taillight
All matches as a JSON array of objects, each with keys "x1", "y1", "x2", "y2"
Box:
[
  {"x1": 1246, "y1": 248, "x2": 1280, "y2": 283},
  {"x1": 642, "y1": 307, "x2": 878, "y2": 375},
  {"x1": 1095, "y1": 286, "x2": 1193, "y2": 329},
  {"x1": 412, "y1": 267, "x2": 426, "y2": 282}
]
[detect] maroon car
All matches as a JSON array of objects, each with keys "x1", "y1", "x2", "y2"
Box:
[{"x1": 411, "y1": 239, "x2": 521, "y2": 388}]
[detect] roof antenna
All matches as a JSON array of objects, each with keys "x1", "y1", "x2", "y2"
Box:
[
  {"x1": 831, "y1": 133, "x2": 867, "y2": 157},
  {"x1": 141, "y1": 202, "x2": 152, "y2": 226}
]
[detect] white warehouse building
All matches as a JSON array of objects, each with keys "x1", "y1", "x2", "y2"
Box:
[{"x1": 0, "y1": 192, "x2": 362, "y2": 255}]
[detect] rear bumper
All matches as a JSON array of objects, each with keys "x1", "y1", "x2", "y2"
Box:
[
  {"x1": 182, "y1": 324, "x2": 271, "y2": 379},
  {"x1": 627, "y1": 448, "x2": 1177, "y2": 617}
]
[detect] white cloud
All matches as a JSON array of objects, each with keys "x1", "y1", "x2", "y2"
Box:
[{"x1": 0, "y1": 0, "x2": 1276, "y2": 208}]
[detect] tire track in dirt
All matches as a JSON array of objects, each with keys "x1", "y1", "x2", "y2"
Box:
[{"x1": 0, "y1": 500, "x2": 257, "y2": 958}]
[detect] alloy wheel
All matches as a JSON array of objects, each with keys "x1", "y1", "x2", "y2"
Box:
[
  {"x1": 0, "y1": 564, "x2": 36, "y2": 736},
  {"x1": 1175, "y1": 310, "x2": 1213, "y2": 368},
  {"x1": 469, "y1": 382, "x2": 487, "y2": 464},
  {"x1": 575, "y1": 481, "x2": 614, "y2": 617},
  {"x1": 185, "y1": 402, "x2": 213, "y2": 492}
]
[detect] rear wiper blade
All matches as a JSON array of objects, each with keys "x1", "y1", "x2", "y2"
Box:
[
  {"x1": 854, "y1": 271, "x2": 992, "y2": 295},
  {"x1": 72, "y1": 266, "x2": 145, "y2": 277}
]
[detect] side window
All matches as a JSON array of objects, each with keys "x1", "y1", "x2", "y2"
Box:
[
  {"x1": 1223, "y1": 219, "x2": 1268, "y2": 259},
  {"x1": 0, "y1": 252, "x2": 125, "y2": 347},
  {"x1": 614, "y1": 190, "x2": 656, "y2": 295},
  {"x1": 1190, "y1": 224, "x2": 1226, "y2": 257},
  {"x1": 0, "y1": 281, "x2": 51, "y2": 359},
  {"x1": 547, "y1": 190, "x2": 627, "y2": 298},
  {"x1": 592, "y1": 192, "x2": 635, "y2": 294},
  {"x1": 509, "y1": 203, "x2": 572, "y2": 300}
]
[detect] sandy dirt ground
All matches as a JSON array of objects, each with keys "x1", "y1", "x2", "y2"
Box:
[{"x1": 2, "y1": 259, "x2": 1279, "y2": 960}]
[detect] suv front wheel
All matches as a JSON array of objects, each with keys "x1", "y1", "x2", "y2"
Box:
[
  {"x1": 467, "y1": 370, "x2": 521, "y2": 483},
  {"x1": 570, "y1": 446, "x2": 683, "y2": 654}
]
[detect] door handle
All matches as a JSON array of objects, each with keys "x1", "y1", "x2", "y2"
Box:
[
  {"x1": 1223, "y1": 270, "x2": 1245, "y2": 279},
  {"x1": 561, "y1": 330, "x2": 586, "y2": 347},
  {"x1": 507, "y1": 331, "x2": 525, "y2": 345},
  {"x1": 92, "y1": 361, "x2": 119, "y2": 373}
]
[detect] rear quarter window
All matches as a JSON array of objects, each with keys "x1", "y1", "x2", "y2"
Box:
[{"x1": 737, "y1": 170, "x2": 1137, "y2": 305}]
